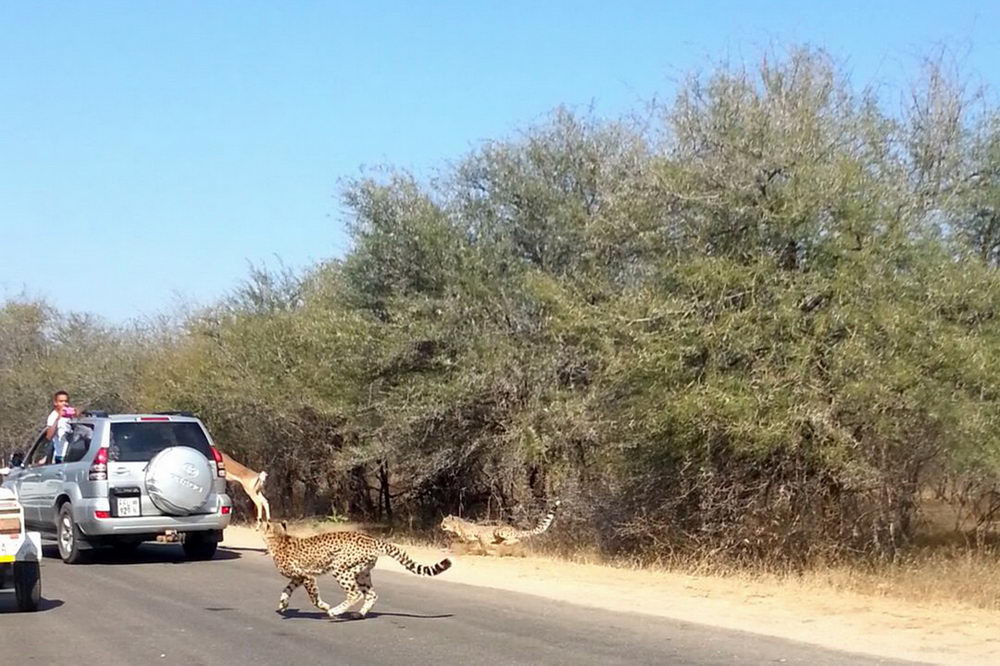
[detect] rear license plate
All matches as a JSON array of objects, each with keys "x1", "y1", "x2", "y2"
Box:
[{"x1": 117, "y1": 497, "x2": 141, "y2": 517}]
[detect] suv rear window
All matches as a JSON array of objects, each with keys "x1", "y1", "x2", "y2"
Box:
[{"x1": 109, "y1": 422, "x2": 213, "y2": 462}]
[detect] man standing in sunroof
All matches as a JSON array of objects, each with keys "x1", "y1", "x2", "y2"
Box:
[{"x1": 45, "y1": 390, "x2": 77, "y2": 464}]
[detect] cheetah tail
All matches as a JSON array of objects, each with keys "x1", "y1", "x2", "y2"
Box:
[
  {"x1": 516, "y1": 499, "x2": 562, "y2": 538},
  {"x1": 378, "y1": 541, "x2": 452, "y2": 577}
]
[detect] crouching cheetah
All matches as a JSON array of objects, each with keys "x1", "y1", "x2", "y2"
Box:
[
  {"x1": 262, "y1": 521, "x2": 452, "y2": 619},
  {"x1": 440, "y1": 500, "x2": 560, "y2": 555}
]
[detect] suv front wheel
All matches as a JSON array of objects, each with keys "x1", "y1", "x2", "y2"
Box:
[{"x1": 57, "y1": 503, "x2": 87, "y2": 564}]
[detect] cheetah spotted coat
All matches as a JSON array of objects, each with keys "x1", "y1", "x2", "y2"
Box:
[{"x1": 262, "y1": 521, "x2": 452, "y2": 619}]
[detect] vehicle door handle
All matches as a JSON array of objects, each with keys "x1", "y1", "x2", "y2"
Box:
[{"x1": 54, "y1": 472, "x2": 65, "y2": 480}]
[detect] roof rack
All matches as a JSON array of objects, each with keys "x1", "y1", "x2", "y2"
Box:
[
  {"x1": 153, "y1": 410, "x2": 196, "y2": 418},
  {"x1": 83, "y1": 410, "x2": 109, "y2": 418}
]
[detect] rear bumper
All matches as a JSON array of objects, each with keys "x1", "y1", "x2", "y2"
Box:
[{"x1": 74, "y1": 496, "x2": 232, "y2": 536}]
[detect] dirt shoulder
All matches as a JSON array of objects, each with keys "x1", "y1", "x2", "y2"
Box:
[{"x1": 223, "y1": 524, "x2": 999, "y2": 665}]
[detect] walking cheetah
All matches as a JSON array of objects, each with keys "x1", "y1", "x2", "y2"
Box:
[
  {"x1": 262, "y1": 521, "x2": 452, "y2": 619},
  {"x1": 440, "y1": 500, "x2": 560, "y2": 555}
]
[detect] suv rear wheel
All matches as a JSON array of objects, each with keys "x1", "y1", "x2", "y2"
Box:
[
  {"x1": 57, "y1": 503, "x2": 87, "y2": 564},
  {"x1": 181, "y1": 530, "x2": 219, "y2": 560}
]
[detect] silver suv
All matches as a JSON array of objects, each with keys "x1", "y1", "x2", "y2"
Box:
[{"x1": 1, "y1": 412, "x2": 232, "y2": 563}]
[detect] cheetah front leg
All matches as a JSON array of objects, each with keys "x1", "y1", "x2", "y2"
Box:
[
  {"x1": 278, "y1": 576, "x2": 303, "y2": 612},
  {"x1": 476, "y1": 533, "x2": 493, "y2": 556}
]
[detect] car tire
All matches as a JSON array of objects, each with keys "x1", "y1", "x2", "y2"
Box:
[
  {"x1": 181, "y1": 531, "x2": 219, "y2": 561},
  {"x1": 13, "y1": 561, "x2": 41, "y2": 611},
  {"x1": 57, "y1": 503, "x2": 87, "y2": 564}
]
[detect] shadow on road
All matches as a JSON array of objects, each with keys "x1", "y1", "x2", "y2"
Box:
[
  {"x1": 0, "y1": 595, "x2": 65, "y2": 614},
  {"x1": 40, "y1": 543, "x2": 242, "y2": 565},
  {"x1": 221, "y1": 545, "x2": 268, "y2": 553},
  {"x1": 278, "y1": 607, "x2": 454, "y2": 621},
  {"x1": 365, "y1": 610, "x2": 454, "y2": 620}
]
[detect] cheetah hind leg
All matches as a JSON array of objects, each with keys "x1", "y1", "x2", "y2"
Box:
[
  {"x1": 326, "y1": 565, "x2": 365, "y2": 618},
  {"x1": 278, "y1": 577, "x2": 303, "y2": 612},
  {"x1": 356, "y1": 560, "x2": 378, "y2": 617}
]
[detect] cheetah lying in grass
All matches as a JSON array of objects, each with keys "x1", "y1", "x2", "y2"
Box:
[
  {"x1": 440, "y1": 500, "x2": 560, "y2": 555},
  {"x1": 262, "y1": 521, "x2": 452, "y2": 619}
]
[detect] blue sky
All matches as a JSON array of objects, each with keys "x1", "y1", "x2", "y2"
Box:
[{"x1": 2, "y1": 1, "x2": 998, "y2": 323}]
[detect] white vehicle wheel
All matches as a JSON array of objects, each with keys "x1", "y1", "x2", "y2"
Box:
[{"x1": 13, "y1": 561, "x2": 40, "y2": 611}]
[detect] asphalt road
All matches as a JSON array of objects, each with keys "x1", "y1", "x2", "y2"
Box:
[{"x1": 0, "y1": 542, "x2": 921, "y2": 666}]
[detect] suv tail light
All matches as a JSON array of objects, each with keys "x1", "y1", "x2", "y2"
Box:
[
  {"x1": 89, "y1": 447, "x2": 109, "y2": 481},
  {"x1": 210, "y1": 447, "x2": 226, "y2": 478}
]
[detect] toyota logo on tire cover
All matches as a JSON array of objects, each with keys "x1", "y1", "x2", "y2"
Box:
[{"x1": 183, "y1": 463, "x2": 198, "y2": 477}]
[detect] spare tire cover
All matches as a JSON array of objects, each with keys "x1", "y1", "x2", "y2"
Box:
[{"x1": 144, "y1": 446, "x2": 213, "y2": 516}]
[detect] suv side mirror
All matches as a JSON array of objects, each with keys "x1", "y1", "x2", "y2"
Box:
[{"x1": 9, "y1": 451, "x2": 24, "y2": 468}]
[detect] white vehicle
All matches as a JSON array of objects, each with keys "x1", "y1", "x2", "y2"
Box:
[{"x1": 0, "y1": 486, "x2": 42, "y2": 611}]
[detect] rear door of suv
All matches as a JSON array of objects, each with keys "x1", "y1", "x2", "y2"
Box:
[{"x1": 106, "y1": 417, "x2": 218, "y2": 517}]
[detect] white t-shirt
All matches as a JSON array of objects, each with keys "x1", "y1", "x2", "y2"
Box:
[{"x1": 47, "y1": 409, "x2": 72, "y2": 460}]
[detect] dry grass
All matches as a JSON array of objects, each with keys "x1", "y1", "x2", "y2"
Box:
[{"x1": 792, "y1": 542, "x2": 1000, "y2": 611}]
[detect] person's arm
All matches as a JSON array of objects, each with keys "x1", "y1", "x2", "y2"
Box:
[{"x1": 45, "y1": 411, "x2": 58, "y2": 440}]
